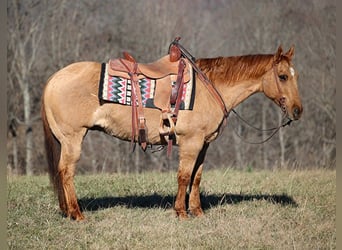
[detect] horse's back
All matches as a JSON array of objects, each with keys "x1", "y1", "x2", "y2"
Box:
[
  {"x1": 44, "y1": 61, "x2": 101, "y2": 92},
  {"x1": 46, "y1": 61, "x2": 101, "y2": 86}
]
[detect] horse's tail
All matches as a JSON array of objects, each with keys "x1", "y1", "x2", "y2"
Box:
[{"x1": 41, "y1": 93, "x2": 61, "y2": 193}]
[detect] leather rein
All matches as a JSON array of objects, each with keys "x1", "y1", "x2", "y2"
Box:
[{"x1": 169, "y1": 38, "x2": 229, "y2": 119}]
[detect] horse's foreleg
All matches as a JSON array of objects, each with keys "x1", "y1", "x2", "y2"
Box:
[
  {"x1": 189, "y1": 165, "x2": 203, "y2": 216},
  {"x1": 58, "y1": 132, "x2": 85, "y2": 221},
  {"x1": 188, "y1": 143, "x2": 209, "y2": 217},
  {"x1": 175, "y1": 139, "x2": 204, "y2": 219}
]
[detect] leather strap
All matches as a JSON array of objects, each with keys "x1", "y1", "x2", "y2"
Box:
[
  {"x1": 167, "y1": 58, "x2": 186, "y2": 157},
  {"x1": 169, "y1": 38, "x2": 229, "y2": 119},
  {"x1": 272, "y1": 63, "x2": 287, "y2": 113},
  {"x1": 172, "y1": 59, "x2": 186, "y2": 121},
  {"x1": 119, "y1": 59, "x2": 147, "y2": 151}
]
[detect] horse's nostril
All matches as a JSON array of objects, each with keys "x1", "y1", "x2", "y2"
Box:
[{"x1": 293, "y1": 107, "x2": 301, "y2": 119}]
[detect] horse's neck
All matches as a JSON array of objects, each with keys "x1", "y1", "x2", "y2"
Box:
[
  {"x1": 216, "y1": 79, "x2": 263, "y2": 110},
  {"x1": 197, "y1": 55, "x2": 273, "y2": 110}
]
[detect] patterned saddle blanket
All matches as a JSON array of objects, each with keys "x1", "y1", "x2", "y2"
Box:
[{"x1": 98, "y1": 62, "x2": 195, "y2": 111}]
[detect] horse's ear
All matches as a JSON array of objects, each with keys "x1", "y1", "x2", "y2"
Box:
[
  {"x1": 284, "y1": 45, "x2": 295, "y2": 60},
  {"x1": 274, "y1": 45, "x2": 283, "y2": 64}
]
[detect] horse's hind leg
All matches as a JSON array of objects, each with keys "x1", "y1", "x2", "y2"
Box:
[{"x1": 58, "y1": 131, "x2": 86, "y2": 221}]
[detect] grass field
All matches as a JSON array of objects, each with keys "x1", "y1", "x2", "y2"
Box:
[{"x1": 7, "y1": 168, "x2": 335, "y2": 249}]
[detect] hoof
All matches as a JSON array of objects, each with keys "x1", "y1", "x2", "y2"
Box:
[
  {"x1": 67, "y1": 209, "x2": 85, "y2": 221},
  {"x1": 190, "y1": 207, "x2": 204, "y2": 217},
  {"x1": 72, "y1": 212, "x2": 85, "y2": 221},
  {"x1": 175, "y1": 210, "x2": 188, "y2": 220}
]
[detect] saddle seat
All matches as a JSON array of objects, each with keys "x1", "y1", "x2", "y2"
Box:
[{"x1": 109, "y1": 53, "x2": 190, "y2": 82}]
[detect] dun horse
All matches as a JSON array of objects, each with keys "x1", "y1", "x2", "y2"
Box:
[{"x1": 41, "y1": 42, "x2": 302, "y2": 220}]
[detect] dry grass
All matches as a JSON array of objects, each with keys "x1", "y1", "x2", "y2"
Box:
[{"x1": 7, "y1": 168, "x2": 335, "y2": 249}]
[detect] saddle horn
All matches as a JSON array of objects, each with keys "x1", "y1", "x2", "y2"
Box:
[{"x1": 169, "y1": 37, "x2": 182, "y2": 62}]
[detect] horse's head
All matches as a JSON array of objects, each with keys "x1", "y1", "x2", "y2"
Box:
[{"x1": 262, "y1": 45, "x2": 303, "y2": 121}]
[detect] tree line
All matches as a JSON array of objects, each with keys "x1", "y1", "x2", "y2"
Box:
[{"x1": 7, "y1": 0, "x2": 335, "y2": 175}]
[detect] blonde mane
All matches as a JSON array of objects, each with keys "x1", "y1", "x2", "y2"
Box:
[{"x1": 196, "y1": 54, "x2": 275, "y2": 85}]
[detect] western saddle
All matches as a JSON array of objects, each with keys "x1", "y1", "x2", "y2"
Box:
[{"x1": 108, "y1": 37, "x2": 190, "y2": 155}]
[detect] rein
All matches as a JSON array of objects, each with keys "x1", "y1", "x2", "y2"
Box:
[
  {"x1": 169, "y1": 37, "x2": 229, "y2": 119},
  {"x1": 231, "y1": 109, "x2": 292, "y2": 144}
]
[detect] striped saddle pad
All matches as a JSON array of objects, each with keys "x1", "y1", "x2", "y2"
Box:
[{"x1": 98, "y1": 63, "x2": 195, "y2": 110}]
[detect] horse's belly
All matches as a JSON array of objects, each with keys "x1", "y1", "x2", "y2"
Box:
[{"x1": 93, "y1": 104, "x2": 165, "y2": 145}]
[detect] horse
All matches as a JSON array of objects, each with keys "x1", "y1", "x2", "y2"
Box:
[{"x1": 41, "y1": 44, "x2": 303, "y2": 221}]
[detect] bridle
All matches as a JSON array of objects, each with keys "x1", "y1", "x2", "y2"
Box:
[{"x1": 272, "y1": 61, "x2": 288, "y2": 114}]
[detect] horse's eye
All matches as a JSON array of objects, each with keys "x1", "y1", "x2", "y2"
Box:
[{"x1": 279, "y1": 74, "x2": 288, "y2": 82}]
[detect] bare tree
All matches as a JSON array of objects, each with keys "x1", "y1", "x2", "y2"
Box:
[
  {"x1": 7, "y1": 0, "x2": 335, "y2": 174},
  {"x1": 8, "y1": 0, "x2": 46, "y2": 175}
]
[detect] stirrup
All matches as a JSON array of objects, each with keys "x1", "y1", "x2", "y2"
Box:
[{"x1": 159, "y1": 111, "x2": 175, "y2": 136}]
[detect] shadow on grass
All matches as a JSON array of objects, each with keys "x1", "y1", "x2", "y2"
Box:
[{"x1": 78, "y1": 193, "x2": 297, "y2": 212}]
